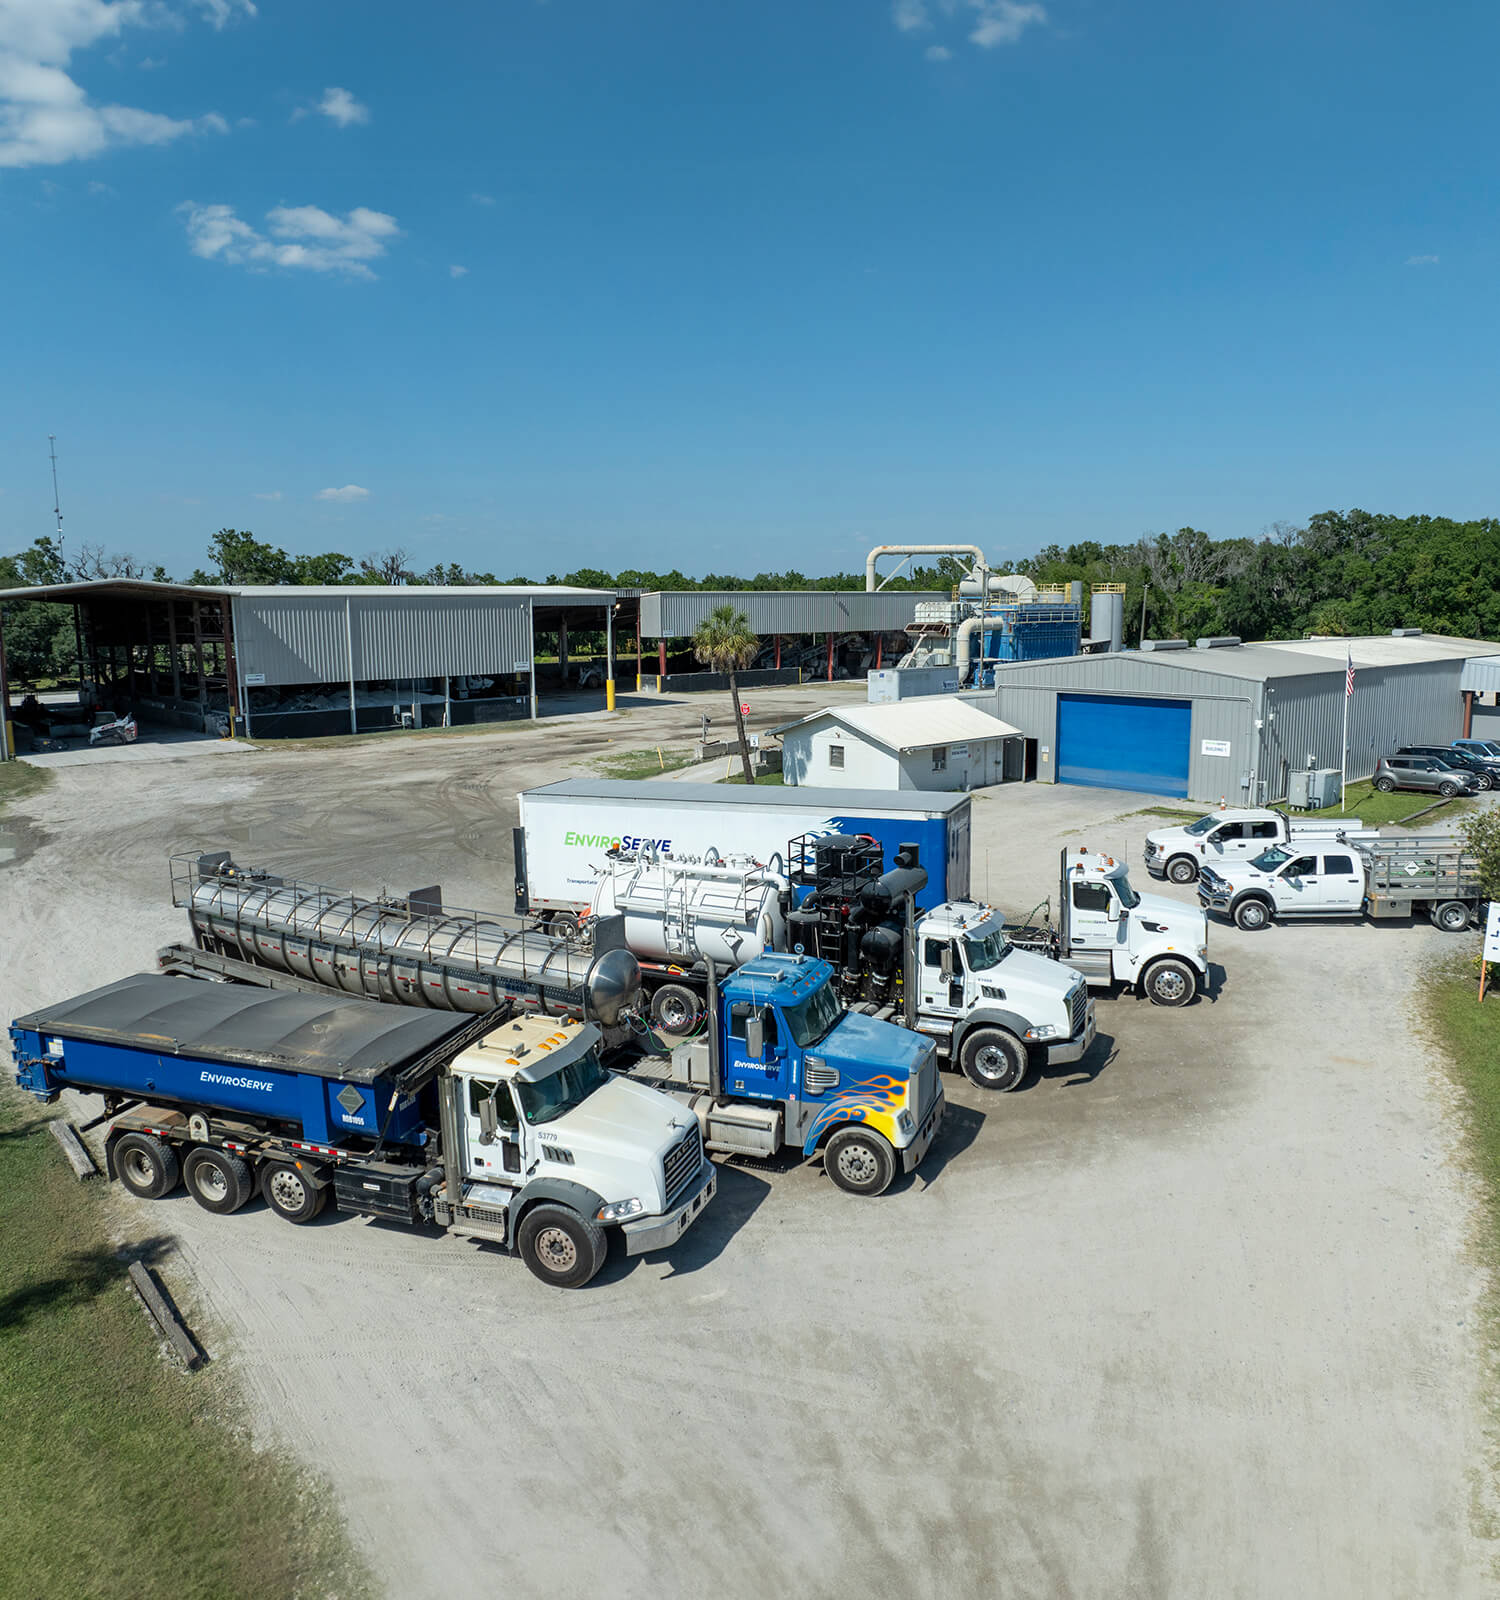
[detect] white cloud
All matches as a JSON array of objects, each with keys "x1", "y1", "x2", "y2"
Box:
[
  {"x1": 87, "y1": 177, "x2": 113, "y2": 193},
  {"x1": 892, "y1": 0, "x2": 1046, "y2": 54},
  {"x1": 198, "y1": 109, "x2": 228, "y2": 134},
  {"x1": 253, "y1": 489, "x2": 282, "y2": 500},
  {"x1": 139, "y1": 55, "x2": 165, "y2": 69},
  {"x1": 969, "y1": 1, "x2": 1045, "y2": 47},
  {"x1": 316, "y1": 85, "x2": 368, "y2": 127},
  {"x1": 0, "y1": 0, "x2": 240, "y2": 168},
  {"x1": 470, "y1": 191, "x2": 495, "y2": 206},
  {"x1": 178, "y1": 201, "x2": 401, "y2": 278},
  {"x1": 316, "y1": 484, "x2": 370, "y2": 503},
  {"x1": 449, "y1": 263, "x2": 468, "y2": 278},
  {"x1": 1405, "y1": 254, "x2": 1439, "y2": 266},
  {"x1": 191, "y1": 0, "x2": 256, "y2": 27}
]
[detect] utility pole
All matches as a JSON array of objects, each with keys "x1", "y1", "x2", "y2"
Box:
[
  {"x1": 1138, "y1": 583, "x2": 1149, "y2": 646},
  {"x1": 48, "y1": 435, "x2": 64, "y2": 567}
]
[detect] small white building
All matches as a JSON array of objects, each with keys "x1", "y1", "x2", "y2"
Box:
[{"x1": 771, "y1": 699, "x2": 1021, "y2": 791}]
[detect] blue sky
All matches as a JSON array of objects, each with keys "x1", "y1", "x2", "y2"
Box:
[{"x1": 1, "y1": 0, "x2": 1495, "y2": 579}]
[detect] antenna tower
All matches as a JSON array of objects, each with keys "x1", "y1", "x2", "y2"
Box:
[{"x1": 48, "y1": 434, "x2": 64, "y2": 564}]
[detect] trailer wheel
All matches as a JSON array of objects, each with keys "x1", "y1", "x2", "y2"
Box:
[
  {"x1": 114, "y1": 1133, "x2": 180, "y2": 1200},
  {"x1": 1166, "y1": 855, "x2": 1199, "y2": 885},
  {"x1": 182, "y1": 1148, "x2": 253, "y2": 1215},
  {"x1": 1143, "y1": 957, "x2": 1197, "y2": 1007},
  {"x1": 824, "y1": 1125, "x2": 898, "y2": 1196},
  {"x1": 649, "y1": 983, "x2": 702, "y2": 1041},
  {"x1": 261, "y1": 1162, "x2": 328, "y2": 1224},
  {"x1": 1233, "y1": 897, "x2": 1272, "y2": 931},
  {"x1": 1431, "y1": 900, "x2": 1473, "y2": 933},
  {"x1": 517, "y1": 1205, "x2": 607, "y2": 1288},
  {"x1": 959, "y1": 1027, "x2": 1029, "y2": 1091}
]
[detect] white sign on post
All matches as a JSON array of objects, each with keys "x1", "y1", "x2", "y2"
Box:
[
  {"x1": 1200, "y1": 738, "x2": 1231, "y2": 757},
  {"x1": 243, "y1": 672, "x2": 266, "y2": 686},
  {"x1": 1485, "y1": 903, "x2": 1500, "y2": 964}
]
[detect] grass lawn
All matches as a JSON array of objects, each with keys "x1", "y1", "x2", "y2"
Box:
[
  {"x1": 1426, "y1": 961, "x2": 1500, "y2": 1264},
  {"x1": 593, "y1": 747, "x2": 694, "y2": 780},
  {"x1": 721, "y1": 770, "x2": 786, "y2": 785},
  {"x1": 1306, "y1": 778, "x2": 1479, "y2": 830},
  {"x1": 0, "y1": 762, "x2": 51, "y2": 816},
  {"x1": 0, "y1": 1099, "x2": 368, "y2": 1600}
]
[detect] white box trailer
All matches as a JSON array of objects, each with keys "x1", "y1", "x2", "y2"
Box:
[{"x1": 514, "y1": 780, "x2": 972, "y2": 915}]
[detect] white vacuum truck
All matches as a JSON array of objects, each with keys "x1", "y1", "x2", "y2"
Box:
[{"x1": 590, "y1": 837, "x2": 1093, "y2": 1092}]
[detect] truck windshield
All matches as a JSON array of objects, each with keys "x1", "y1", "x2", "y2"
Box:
[
  {"x1": 1252, "y1": 846, "x2": 1291, "y2": 871},
  {"x1": 964, "y1": 929, "x2": 1010, "y2": 970},
  {"x1": 1113, "y1": 872, "x2": 1140, "y2": 909},
  {"x1": 782, "y1": 983, "x2": 842, "y2": 1048},
  {"x1": 1184, "y1": 816, "x2": 1219, "y2": 836},
  {"x1": 514, "y1": 1049, "x2": 612, "y2": 1126}
]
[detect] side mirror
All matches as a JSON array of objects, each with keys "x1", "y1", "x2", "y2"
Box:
[
  {"x1": 477, "y1": 1093, "x2": 498, "y2": 1145},
  {"x1": 939, "y1": 946, "x2": 954, "y2": 978},
  {"x1": 744, "y1": 1015, "x2": 765, "y2": 1060}
]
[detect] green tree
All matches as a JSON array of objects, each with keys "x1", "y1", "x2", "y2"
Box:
[
  {"x1": 692, "y1": 603, "x2": 759, "y2": 785},
  {"x1": 1461, "y1": 809, "x2": 1500, "y2": 904}
]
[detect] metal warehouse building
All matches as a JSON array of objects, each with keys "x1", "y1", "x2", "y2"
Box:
[
  {"x1": 637, "y1": 589, "x2": 946, "y2": 683},
  {"x1": 0, "y1": 580, "x2": 618, "y2": 749},
  {"x1": 971, "y1": 632, "x2": 1500, "y2": 804}
]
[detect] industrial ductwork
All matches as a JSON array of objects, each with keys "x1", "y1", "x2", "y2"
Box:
[{"x1": 866, "y1": 543, "x2": 987, "y2": 592}]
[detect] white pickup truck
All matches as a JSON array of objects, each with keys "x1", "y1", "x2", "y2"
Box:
[
  {"x1": 1198, "y1": 835, "x2": 1482, "y2": 932},
  {"x1": 1144, "y1": 808, "x2": 1364, "y2": 886}
]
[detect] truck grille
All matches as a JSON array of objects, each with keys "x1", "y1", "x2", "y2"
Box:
[
  {"x1": 662, "y1": 1123, "x2": 703, "y2": 1207},
  {"x1": 1069, "y1": 983, "x2": 1088, "y2": 1036}
]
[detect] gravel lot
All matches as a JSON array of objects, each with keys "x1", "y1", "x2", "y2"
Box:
[{"x1": 3, "y1": 684, "x2": 1495, "y2": 1598}]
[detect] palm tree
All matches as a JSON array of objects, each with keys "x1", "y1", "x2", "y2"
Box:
[{"x1": 692, "y1": 603, "x2": 759, "y2": 785}]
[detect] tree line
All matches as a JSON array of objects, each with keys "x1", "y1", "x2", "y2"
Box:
[{"x1": 3, "y1": 511, "x2": 1496, "y2": 685}]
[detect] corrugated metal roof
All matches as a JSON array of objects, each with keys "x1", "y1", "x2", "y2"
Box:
[
  {"x1": 639, "y1": 590, "x2": 947, "y2": 637},
  {"x1": 1461, "y1": 655, "x2": 1500, "y2": 694},
  {"x1": 770, "y1": 699, "x2": 1020, "y2": 752},
  {"x1": 0, "y1": 579, "x2": 612, "y2": 603},
  {"x1": 1262, "y1": 634, "x2": 1498, "y2": 666}
]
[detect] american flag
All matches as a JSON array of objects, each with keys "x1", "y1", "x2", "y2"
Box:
[{"x1": 1345, "y1": 648, "x2": 1355, "y2": 698}]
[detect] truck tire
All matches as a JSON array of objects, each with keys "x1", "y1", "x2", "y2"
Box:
[
  {"x1": 1374, "y1": 777, "x2": 1395, "y2": 793},
  {"x1": 113, "y1": 1133, "x2": 180, "y2": 1200},
  {"x1": 1439, "y1": 780, "x2": 1461, "y2": 798},
  {"x1": 1143, "y1": 957, "x2": 1197, "y2": 1006},
  {"x1": 182, "y1": 1147, "x2": 253, "y2": 1215},
  {"x1": 824, "y1": 1125, "x2": 898, "y2": 1196},
  {"x1": 1166, "y1": 855, "x2": 1199, "y2": 885},
  {"x1": 261, "y1": 1161, "x2": 328, "y2": 1224},
  {"x1": 1431, "y1": 900, "x2": 1472, "y2": 932},
  {"x1": 1233, "y1": 897, "x2": 1272, "y2": 931},
  {"x1": 649, "y1": 983, "x2": 702, "y2": 1041},
  {"x1": 517, "y1": 1205, "x2": 608, "y2": 1288},
  {"x1": 959, "y1": 1027, "x2": 1029, "y2": 1091}
]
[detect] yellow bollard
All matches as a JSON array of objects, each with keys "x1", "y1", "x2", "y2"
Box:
[{"x1": 606, "y1": 680, "x2": 616, "y2": 711}]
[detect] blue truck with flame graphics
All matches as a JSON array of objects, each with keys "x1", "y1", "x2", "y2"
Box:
[{"x1": 637, "y1": 951, "x2": 944, "y2": 1196}]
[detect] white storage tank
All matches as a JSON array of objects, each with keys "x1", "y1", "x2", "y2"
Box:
[{"x1": 591, "y1": 855, "x2": 788, "y2": 970}]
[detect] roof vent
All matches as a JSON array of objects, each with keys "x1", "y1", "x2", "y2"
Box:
[
  {"x1": 1194, "y1": 636, "x2": 1242, "y2": 650},
  {"x1": 1141, "y1": 638, "x2": 1190, "y2": 652},
  {"x1": 1390, "y1": 628, "x2": 1422, "y2": 638}
]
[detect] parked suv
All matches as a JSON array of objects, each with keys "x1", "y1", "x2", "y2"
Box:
[
  {"x1": 1372, "y1": 754, "x2": 1479, "y2": 797},
  {"x1": 1451, "y1": 738, "x2": 1500, "y2": 770},
  {"x1": 1396, "y1": 745, "x2": 1495, "y2": 789}
]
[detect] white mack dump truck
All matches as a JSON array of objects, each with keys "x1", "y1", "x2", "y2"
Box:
[{"x1": 1143, "y1": 807, "x2": 1367, "y2": 886}]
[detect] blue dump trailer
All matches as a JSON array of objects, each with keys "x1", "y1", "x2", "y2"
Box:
[{"x1": 11, "y1": 974, "x2": 715, "y2": 1287}]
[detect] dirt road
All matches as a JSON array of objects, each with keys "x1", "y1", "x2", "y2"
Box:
[{"x1": 2, "y1": 687, "x2": 1493, "y2": 1598}]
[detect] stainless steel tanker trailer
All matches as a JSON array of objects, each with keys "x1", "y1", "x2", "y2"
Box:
[{"x1": 160, "y1": 851, "x2": 643, "y2": 1047}]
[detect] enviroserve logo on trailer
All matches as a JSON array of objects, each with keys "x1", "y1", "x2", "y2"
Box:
[
  {"x1": 564, "y1": 830, "x2": 673, "y2": 853},
  {"x1": 200, "y1": 1071, "x2": 273, "y2": 1093}
]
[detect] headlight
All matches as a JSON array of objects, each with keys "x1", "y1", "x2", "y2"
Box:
[
  {"x1": 596, "y1": 1197, "x2": 645, "y2": 1223},
  {"x1": 897, "y1": 1109, "x2": 915, "y2": 1137},
  {"x1": 1025, "y1": 1024, "x2": 1059, "y2": 1040}
]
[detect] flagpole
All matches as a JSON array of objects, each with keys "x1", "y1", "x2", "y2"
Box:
[{"x1": 1341, "y1": 647, "x2": 1351, "y2": 812}]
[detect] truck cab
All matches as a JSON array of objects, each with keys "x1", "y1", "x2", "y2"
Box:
[
  {"x1": 912, "y1": 901, "x2": 1095, "y2": 1091},
  {"x1": 1144, "y1": 809, "x2": 1289, "y2": 884},
  {"x1": 1060, "y1": 849, "x2": 1209, "y2": 1006},
  {"x1": 1198, "y1": 844, "x2": 1367, "y2": 929},
  {"x1": 666, "y1": 953, "x2": 944, "y2": 1197},
  {"x1": 437, "y1": 1014, "x2": 716, "y2": 1284}
]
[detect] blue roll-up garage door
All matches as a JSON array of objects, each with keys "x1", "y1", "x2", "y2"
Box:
[{"x1": 1057, "y1": 693, "x2": 1191, "y2": 797}]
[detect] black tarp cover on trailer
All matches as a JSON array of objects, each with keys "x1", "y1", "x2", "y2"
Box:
[{"x1": 13, "y1": 973, "x2": 476, "y2": 1082}]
